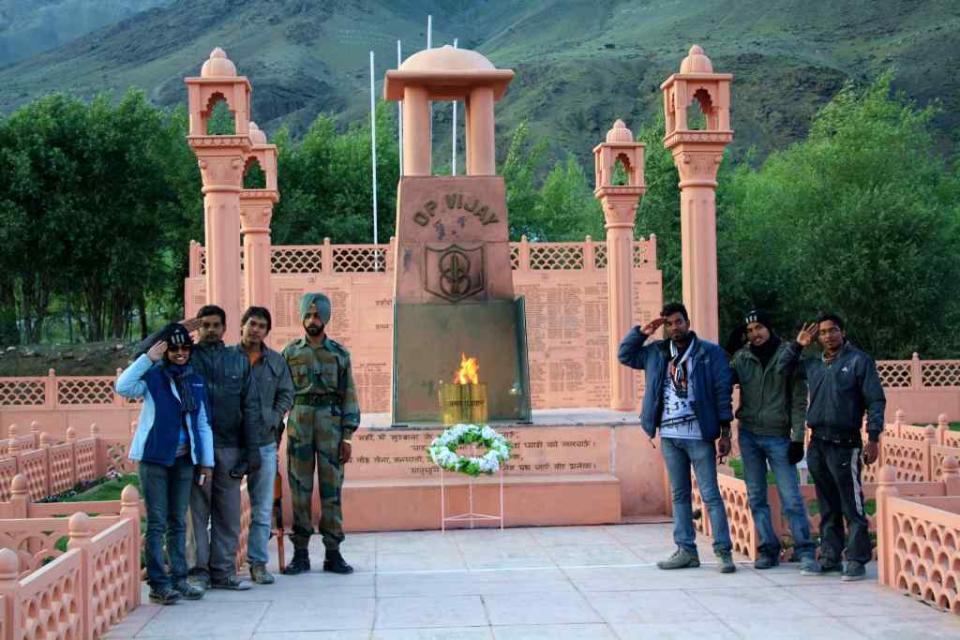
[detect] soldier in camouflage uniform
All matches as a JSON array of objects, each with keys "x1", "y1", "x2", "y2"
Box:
[{"x1": 281, "y1": 293, "x2": 360, "y2": 575}]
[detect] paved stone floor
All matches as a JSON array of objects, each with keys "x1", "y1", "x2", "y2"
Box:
[{"x1": 107, "y1": 524, "x2": 960, "y2": 639}]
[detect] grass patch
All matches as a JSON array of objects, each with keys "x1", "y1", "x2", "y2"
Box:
[
  {"x1": 62, "y1": 474, "x2": 139, "y2": 502},
  {"x1": 727, "y1": 457, "x2": 776, "y2": 484},
  {"x1": 949, "y1": 422, "x2": 960, "y2": 432}
]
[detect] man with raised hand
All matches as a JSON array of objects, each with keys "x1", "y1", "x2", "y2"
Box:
[
  {"x1": 186, "y1": 305, "x2": 262, "y2": 591},
  {"x1": 730, "y1": 309, "x2": 819, "y2": 574},
  {"x1": 777, "y1": 312, "x2": 885, "y2": 582},
  {"x1": 618, "y1": 302, "x2": 737, "y2": 574}
]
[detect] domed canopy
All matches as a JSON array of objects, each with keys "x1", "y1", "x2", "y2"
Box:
[
  {"x1": 248, "y1": 121, "x2": 267, "y2": 144},
  {"x1": 400, "y1": 45, "x2": 496, "y2": 72},
  {"x1": 679, "y1": 45, "x2": 713, "y2": 74},
  {"x1": 201, "y1": 47, "x2": 237, "y2": 78},
  {"x1": 605, "y1": 119, "x2": 634, "y2": 143}
]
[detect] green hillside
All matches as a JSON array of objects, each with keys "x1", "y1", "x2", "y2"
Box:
[{"x1": 0, "y1": 0, "x2": 958, "y2": 164}]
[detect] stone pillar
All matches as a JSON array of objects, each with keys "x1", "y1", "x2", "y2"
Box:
[
  {"x1": 240, "y1": 193, "x2": 276, "y2": 309},
  {"x1": 661, "y1": 45, "x2": 733, "y2": 342},
  {"x1": 185, "y1": 48, "x2": 254, "y2": 344},
  {"x1": 467, "y1": 86, "x2": 495, "y2": 175},
  {"x1": 594, "y1": 120, "x2": 645, "y2": 411},
  {"x1": 403, "y1": 85, "x2": 431, "y2": 176}
]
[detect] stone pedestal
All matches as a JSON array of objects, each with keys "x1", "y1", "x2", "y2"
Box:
[{"x1": 239, "y1": 190, "x2": 277, "y2": 309}]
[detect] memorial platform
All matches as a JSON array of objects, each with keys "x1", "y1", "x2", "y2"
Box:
[{"x1": 318, "y1": 409, "x2": 667, "y2": 532}]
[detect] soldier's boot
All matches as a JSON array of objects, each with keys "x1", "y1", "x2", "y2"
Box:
[
  {"x1": 282, "y1": 549, "x2": 311, "y2": 575},
  {"x1": 323, "y1": 548, "x2": 354, "y2": 574}
]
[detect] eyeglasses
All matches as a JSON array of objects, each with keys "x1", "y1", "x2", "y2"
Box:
[{"x1": 168, "y1": 344, "x2": 192, "y2": 353}]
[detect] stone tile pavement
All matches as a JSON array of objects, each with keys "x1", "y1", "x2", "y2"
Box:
[{"x1": 106, "y1": 524, "x2": 960, "y2": 639}]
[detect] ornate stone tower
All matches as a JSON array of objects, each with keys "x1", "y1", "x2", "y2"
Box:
[
  {"x1": 594, "y1": 120, "x2": 646, "y2": 410},
  {"x1": 660, "y1": 45, "x2": 732, "y2": 342},
  {"x1": 239, "y1": 121, "x2": 279, "y2": 311},
  {"x1": 185, "y1": 48, "x2": 253, "y2": 342},
  {"x1": 384, "y1": 46, "x2": 530, "y2": 424}
]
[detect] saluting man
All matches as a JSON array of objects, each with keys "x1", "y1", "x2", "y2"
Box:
[{"x1": 281, "y1": 293, "x2": 360, "y2": 575}]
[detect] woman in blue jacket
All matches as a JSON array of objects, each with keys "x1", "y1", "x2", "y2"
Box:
[{"x1": 116, "y1": 323, "x2": 214, "y2": 605}]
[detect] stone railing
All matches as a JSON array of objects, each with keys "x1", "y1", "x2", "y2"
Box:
[
  {"x1": 0, "y1": 372, "x2": 136, "y2": 411},
  {"x1": 0, "y1": 424, "x2": 133, "y2": 502},
  {"x1": 189, "y1": 236, "x2": 659, "y2": 276},
  {"x1": 694, "y1": 457, "x2": 960, "y2": 562},
  {"x1": 876, "y1": 466, "x2": 960, "y2": 614},
  {"x1": 877, "y1": 354, "x2": 960, "y2": 389},
  {"x1": 0, "y1": 486, "x2": 141, "y2": 639}
]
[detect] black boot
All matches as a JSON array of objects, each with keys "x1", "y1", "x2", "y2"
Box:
[
  {"x1": 282, "y1": 549, "x2": 311, "y2": 575},
  {"x1": 323, "y1": 548, "x2": 354, "y2": 574}
]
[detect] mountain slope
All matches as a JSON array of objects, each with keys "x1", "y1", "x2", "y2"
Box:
[{"x1": 0, "y1": 0, "x2": 957, "y2": 164}]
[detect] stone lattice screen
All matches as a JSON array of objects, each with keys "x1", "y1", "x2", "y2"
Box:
[{"x1": 878, "y1": 494, "x2": 960, "y2": 614}]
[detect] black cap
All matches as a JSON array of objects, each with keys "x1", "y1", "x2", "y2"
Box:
[
  {"x1": 163, "y1": 323, "x2": 194, "y2": 348},
  {"x1": 743, "y1": 309, "x2": 773, "y2": 331}
]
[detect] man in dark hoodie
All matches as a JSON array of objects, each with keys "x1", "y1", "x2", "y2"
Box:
[
  {"x1": 619, "y1": 302, "x2": 736, "y2": 574},
  {"x1": 185, "y1": 305, "x2": 262, "y2": 591},
  {"x1": 730, "y1": 310, "x2": 819, "y2": 574},
  {"x1": 777, "y1": 312, "x2": 885, "y2": 582}
]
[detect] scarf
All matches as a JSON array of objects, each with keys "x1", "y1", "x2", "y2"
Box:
[
  {"x1": 750, "y1": 334, "x2": 781, "y2": 370},
  {"x1": 669, "y1": 336, "x2": 696, "y2": 398},
  {"x1": 163, "y1": 363, "x2": 196, "y2": 414}
]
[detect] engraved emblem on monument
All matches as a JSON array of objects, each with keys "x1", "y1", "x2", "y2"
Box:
[{"x1": 424, "y1": 244, "x2": 485, "y2": 302}]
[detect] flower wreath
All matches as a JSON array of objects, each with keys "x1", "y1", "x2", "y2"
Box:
[{"x1": 428, "y1": 423, "x2": 512, "y2": 477}]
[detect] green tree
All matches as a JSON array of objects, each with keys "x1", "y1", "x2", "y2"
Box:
[{"x1": 718, "y1": 73, "x2": 960, "y2": 358}]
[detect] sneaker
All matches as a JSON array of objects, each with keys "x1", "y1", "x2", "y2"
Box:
[
  {"x1": 250, "y1": 562, "x2": 276, "y2": 585},
  {"x1": 210, "y1": 575, "x2": 252, "y2": 591},
  {"x1": 323, "y1": 549, "x2": 354, "y2": 575},
  {"x1": 820, "y1": 560, "x2": 843, "y2": 574},
  {"x1": 717, "y1": 551, "x2": 737, "y2": 574},
  {"x1": 841, "y1": 560, "x2": 867, "y2": 582},
  {"x1": 282, "y1": 549, "x2": 311, "y2": 575},
  {"x1": 172, "y1": 580, "x2": 204, "y2": 600},
  {"x1": 753, "y1": 553, "x2": 779, "y2": 570},
  {"x1": 187, "y1": 569, "x2": 210, "y2": 590},
  {"x1": 148, "y1": 585, "x2": 181, "y2": 605},
  {"x1": 656, "y1": 547, "x2": 700, "y2": 570},
  {"x1": 800, "y1": 556, "x2": 823, "y2": 576}
]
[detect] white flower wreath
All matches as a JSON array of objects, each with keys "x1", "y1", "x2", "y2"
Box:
[{"x1": 428, "y1": 423, "x2": 512, "y2": 477}]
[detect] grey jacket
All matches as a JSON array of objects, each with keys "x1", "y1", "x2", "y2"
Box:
[
  {"x1": 776, "y1": 340, "x2": 886, "y2": 445},
  {"x1": 248, "y1": 345, "x2": 294, "y2": 446}
]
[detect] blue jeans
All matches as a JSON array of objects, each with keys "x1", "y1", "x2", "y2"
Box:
[
  {"x1": 739, "y1": 429, "x2": 815, "y2": 559},
  {"x1": 661, "y1": 437, "x2": 732, "y2": 555},
  {"x1": 247, "y1": 442, "x2": 278, "y2": 565},
  {"x1": 139, "y1": 455, "x2": 194, "y2": 589}
]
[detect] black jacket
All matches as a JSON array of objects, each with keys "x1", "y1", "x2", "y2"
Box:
[
  {"x1": 190, "y1": 341, "x2": 262, "y2": 450},
  {"x1": 776, "y1": 341, "x2": 886, "y2": 445}
]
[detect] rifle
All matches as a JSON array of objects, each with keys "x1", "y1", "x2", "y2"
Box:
[{"x1": 273, "y1": 457, "x2": 286, "y2": 573}]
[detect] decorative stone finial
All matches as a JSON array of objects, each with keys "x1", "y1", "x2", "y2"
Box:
[
  {"x1": 878, "y1": 464, "x2": 897, "y2": 484},
  {"x1": 400, "y1": 45, "x2": 496, "y2": 72},
  {"x1": 943, "y1": 456, "x2": 959, "y2": 476},
  {"x1": 39, "y1": 432, "x2": 51, "y2": 447},
  {"x1": 0, "y1": 548, "x2": 17, "y2": 579},
  {"x1": 10, "y1": 474, "x2": 27, "y2": 496},
  {"x1": 249, "y1": 121, "x2": 267, "y2": 145},
  {"x1": 121, "y1": 484, "x2": 141, "y2": 506},
  {"x1": 69, "y1": 512, "x2": 92, "y2": 540},
  {"x1": 66, "y1": 426, "x2": 76, "y2": 440},
  {"x1": 680, "y1": 44, "x2": 713, "y2": 73},
  {"x1": 7, "y1": 423, "x2": 17, "y2": 438},
  {"x1": 201, "y1": 47, "x2": 238, "y2": 78},
  {"x1": 605, "y1": 119, "x2": 634, "y2": 143}
]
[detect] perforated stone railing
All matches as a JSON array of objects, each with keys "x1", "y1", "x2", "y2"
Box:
[
  {"x1": 191, "y1": 236, "x2": 659, "y2": 275},
  {"x1": 0, "y1": 490, "x2": 142, "y2": 639},
  {"x1": 877, "y1": 465, "x2": 960, "y2": 614}
]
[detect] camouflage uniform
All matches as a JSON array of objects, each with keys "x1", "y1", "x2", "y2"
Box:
[{"x1": 282, "y1": 335, "x2": 360, "y2": 552}]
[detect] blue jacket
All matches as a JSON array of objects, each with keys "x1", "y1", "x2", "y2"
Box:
[
  {"x1": 618, "y1": 327, "x2": 734, "y2": 440},
  {"x1": 117, "y1": 354, "x2": 215, "y2": 467}
]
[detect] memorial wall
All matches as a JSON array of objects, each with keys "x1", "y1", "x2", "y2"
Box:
[{"x1": 186, "y1": 238, "x2": 661, "y2": 413}]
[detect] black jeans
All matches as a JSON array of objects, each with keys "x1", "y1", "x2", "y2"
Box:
[
  {"x1": 139, "y1": 455, "x2": 194, "y2": 589},
  {"x1": 807, "y1": 437, "x2": 871, "y2": 565}
]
